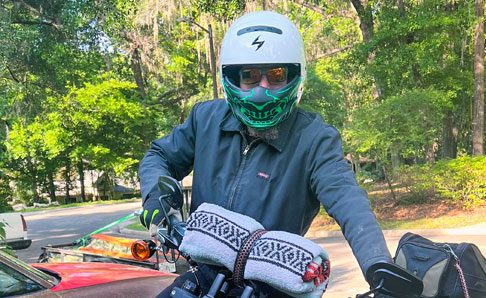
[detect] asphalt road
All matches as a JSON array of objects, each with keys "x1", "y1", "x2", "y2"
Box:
[
  {"x1": 16, "y1": 201, "x2": 142, "y2": 262},
  {"x1": 14, "y1": 202, "x2": 486, "y2": 297}
]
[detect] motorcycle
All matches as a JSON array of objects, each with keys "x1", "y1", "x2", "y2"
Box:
[{"x1": 131, "y1": 176, "x2": 423, "y2": 298}]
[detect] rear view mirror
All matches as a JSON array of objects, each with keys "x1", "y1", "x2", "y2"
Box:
[
  {"x1": 364, "y1": 261, "x2": 423, "y2": 298},
  {"x1": 158, "y1": 176, "x2": 184, "y2": 210}
]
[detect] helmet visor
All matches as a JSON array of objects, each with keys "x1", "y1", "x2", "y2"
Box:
[{"x1": 239, "y1": 66, "x2": 288, "y2": 86}]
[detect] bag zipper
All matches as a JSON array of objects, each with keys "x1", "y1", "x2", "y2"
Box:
[{"x1": 443, "y1": 244, "x2": 470, "y2": 298}]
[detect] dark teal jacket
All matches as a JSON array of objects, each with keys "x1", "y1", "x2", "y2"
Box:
[{"x1": 139, "y1": 99, "x2": 391, "y2": 277}]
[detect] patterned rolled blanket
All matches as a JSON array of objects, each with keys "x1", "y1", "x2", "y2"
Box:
[{"x1": 179, "y1": 203, "x2": 330, "y2": 298}]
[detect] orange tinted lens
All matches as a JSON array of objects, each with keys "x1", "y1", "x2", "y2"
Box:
[
  {"x1": 240, "y1": 68, "x2": 261, "y2": 85},
  {"x1": 266, "y1": 67, "x2": 287, "y2": 84}
]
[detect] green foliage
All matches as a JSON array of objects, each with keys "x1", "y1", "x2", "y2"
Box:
[
  {"x1": 353, "y1": 0, "x2": 473, "y2": 95},
  {"x1": 2, "y1": 76, "x2": 157, "y2": 203},
  {"x1": 0, "y1": 199, "x2": 13, "y2": 213},
  {"x1": 0, "y1": 0, "x2": 484, "y2": 204},
  {"x1": 0, "y1": 220, "x2": 15, "y2": 255},
  {"x1": 432, "y1": 157, "x2": 486, "y2": 208},
  {"x1": 345, "y1": 88, "x2": 452, "y2": 163},
  {"x1": 0, "y1": 221, "x2": 4, "y2": 241},
  {"x1": 193, "y1": 0, "x2": 245, "y2": 21},
  {"x1": 0, "y1": 220, "x2": 6, "y2": 250},
  {"x1": 301, "y1": 58, "x2": 345, "y2": 128},
  {"x1": 60, "y1": 77, "x2": 156, "y2": 175},
  {"x1": 396, "y1": 164, "x2": 437, "y2": 204},
  {"x1": 346, "y1": 0, "x2": 476, "y2": 156},
  {"x1": 397, "y1": 157, "x2": 486, "y2": 209}
]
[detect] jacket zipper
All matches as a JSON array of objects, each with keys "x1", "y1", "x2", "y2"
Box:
[
  {"x1": 243, "y1": 144, "x2": 251, "y2": 155},
  {"x1": 227, "y1": 137, "x2": 260, "y2": 209}
]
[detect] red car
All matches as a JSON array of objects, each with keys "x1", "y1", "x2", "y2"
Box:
[{"x1": 0, "y1": 249, "x2": 176, "y2": 297}]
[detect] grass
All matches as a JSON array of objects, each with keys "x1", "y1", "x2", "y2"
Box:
[
  {"x1": 309, "y1": 208, "x2": 486, "y2": 232},
  {"x1": 20, "y1": 198, "x2": 141, "y2": 213},
  {"x1": 378, "y1": 212, "x2": 486, "y2": 230},
  {"x1": 125, "y1": 221, "x2": 146, "y2": 231}
]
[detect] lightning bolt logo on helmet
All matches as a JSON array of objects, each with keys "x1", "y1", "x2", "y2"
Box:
[{"x1": 252, "y1": 35, "x2": 265, "y2": 51}]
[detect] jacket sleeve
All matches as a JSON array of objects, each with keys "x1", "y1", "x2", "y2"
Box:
[
  {"x1": 139, "y1": 103, "x2": 199, "y2": 204},
  {"x1": 308, "y1": 124, "x2": 392, "y2": 279}
]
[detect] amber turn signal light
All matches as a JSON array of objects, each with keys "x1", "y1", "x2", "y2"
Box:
[{"x1": 131, "y1": 240, "x2": 156, "y2": 261}]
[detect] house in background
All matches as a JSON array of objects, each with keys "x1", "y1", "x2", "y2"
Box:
[
  {"x1": 34, "y1": 172, "x2": 190, "y2": 206},
  {"x1": 51, "y1": 171, "x2": 139, "y2": 204}
]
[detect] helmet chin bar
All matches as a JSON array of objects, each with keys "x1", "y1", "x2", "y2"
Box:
[{"x1": 223, "y1": 75, "x2": 302, "y2": 129}]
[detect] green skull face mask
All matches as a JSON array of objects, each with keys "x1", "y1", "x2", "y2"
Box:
[{"x1": 222, "y1": 75, "x2": 303, "y2": 129}]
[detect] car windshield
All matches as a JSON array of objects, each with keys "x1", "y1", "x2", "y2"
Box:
[
  {"x1": 1, "y1": 262, "x2": 46, "y2": 297},
  {"x1": 0, "y1": 250, "x2": 59, "y2": 286}
]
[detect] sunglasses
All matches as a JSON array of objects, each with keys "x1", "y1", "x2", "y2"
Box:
[{"x1": 239, "y1": 66, "x2": 288, "y2": 86}]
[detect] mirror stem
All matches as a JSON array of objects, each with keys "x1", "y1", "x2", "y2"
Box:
[{"x1": 356, "y1": 279, "x2": 384, "y2": 298}]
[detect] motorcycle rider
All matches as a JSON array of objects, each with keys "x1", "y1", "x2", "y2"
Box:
[{"x1": 139, "y1": 11, "x2": 393, "y2": 297}]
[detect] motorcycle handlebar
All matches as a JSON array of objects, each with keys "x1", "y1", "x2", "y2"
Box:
[{"x1": 151, "y1": 173, "x2": 423, "y2": 298}]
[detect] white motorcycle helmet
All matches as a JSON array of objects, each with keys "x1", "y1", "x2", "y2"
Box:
[{"x1": 220, "y1": 11, "x2": 306, "y2": 129}]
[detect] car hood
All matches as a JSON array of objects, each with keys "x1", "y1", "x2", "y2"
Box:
[{"x1": 32, "y1": 262, "x2": 176, "y2": 291}]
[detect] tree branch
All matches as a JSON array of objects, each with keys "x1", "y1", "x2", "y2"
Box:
[
  {"x1": 6, "y1": 66, "x2": 21, "y2": 83},
  {"x1": 293, "y1": 0, "x2": 327, "y2": 16},
  {"x1": 13, "y1": 0, "x2": 42, "y2": 17},
  {"x1": 11, "y1": 1, "x2": 61, "y2": 30},
  {"x1": 310, "y1": 45, "x2": 355, "y2": 61},
  {"x1": 11, "y1": 19, "x2": 61, "y2": 30},
  {"x1": 148, "y1": 87, "x2": 199, "y2": 107}
]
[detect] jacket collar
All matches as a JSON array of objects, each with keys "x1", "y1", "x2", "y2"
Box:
[{"x1": 219, "y1": 109, "x2": 298, "y2": 152}]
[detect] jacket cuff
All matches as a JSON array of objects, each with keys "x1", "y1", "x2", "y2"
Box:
[
  {"x1": 362, "y1": 255, "x2": 394, "y2": 282},
  {"x1": 143, "y1": 183, "x2": 161, "y2": 205}
]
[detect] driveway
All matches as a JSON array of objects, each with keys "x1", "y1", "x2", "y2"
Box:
[
  {"x1": 16, "y1": 201, "x2": 141, "y2": 262},
  {"x1": 309, "y1": 224, "x2": 486, "y2": 297}
]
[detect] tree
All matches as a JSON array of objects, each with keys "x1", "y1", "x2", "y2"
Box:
[
  {"x1": 345, "y1": 89, "x2": 452, "y2": 166},
  {"x1": 473, "y1": 0, "x2": 484, "y2": 155},
  {"x1": 58, "y1": 78, "x2": 157, "y2": 200},
  {"x1": 347, "y1": 1, "x2": 476, "y2": 159},
  {"x1": 5, "y1": 115, "x2": 66, "y2": 204}
]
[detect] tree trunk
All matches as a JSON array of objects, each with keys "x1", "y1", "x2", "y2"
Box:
[
  {"x1": 153, "y1": 0, "x2": 159, "y2": 45},
  {"x1": 27, "y1": 157, "x2": 39, "y2": 203},
  {"x1": 390, "y1": 143, "x2": 401, "y2": 171},
  {"x1": 426, "y1": 141, "x2": 438, "y2": 163},
  {"x1": 382, "y1": 165, "x2": 397, "y2": 201},
  {"x1": 47, "y1": 170, "x2": 56, "y2": 203},
  {"x1": 347, "y1": 152, "x2": 361, "y2": 175},
  {"x1": 350, "y1": 0, "x2": 384, "y2": 99},
  {"x1": 131, "y1": 47, "x2": 146, "y2": 98},
  {"x1": 350, "y1": 0, "x2": 374, "y2": 43},
  {"x1": 108, "y1": 171, "x2": 115, "y2": 200},
  {"x1": 78, "y1": 160, "x2": 86, "y2": 202},
  {"x1": 473, "y1": 0, "x2": 484, "y2": 155},
  {"x1": 65, "y1": 159, "x2": 71, "y2": 201},
  {"x1": 397, "y1": 0, "x2": 422, "y2": 87},
  {"x1": 442, "y1": 114, "x2": 458, "y2": 158}
]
